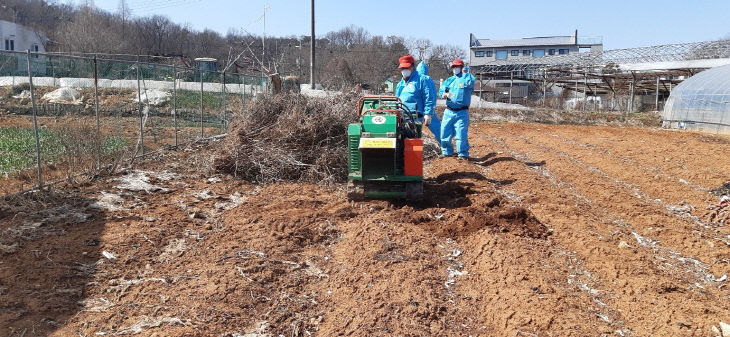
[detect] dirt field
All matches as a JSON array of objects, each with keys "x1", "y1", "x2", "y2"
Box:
[{"x1": 1, "y1": 122, "x2": 729, "y2": 337}]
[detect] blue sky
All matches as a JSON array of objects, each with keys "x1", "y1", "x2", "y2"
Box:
[{"x1": 88, "y1": 0, "x2": 729, "y2": 51}]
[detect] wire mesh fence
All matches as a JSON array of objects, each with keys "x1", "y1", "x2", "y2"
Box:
[{"x1": 0, "y1": 50, "x2": 268, "y2": 196}]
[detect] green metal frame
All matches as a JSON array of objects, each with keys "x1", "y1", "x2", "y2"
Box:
[
  {"x1": 347, "y1": 96, "x2": 423, "y2": 199},
  {"x1": 348, "y1": 173, "x2": 422, "y2": 181}
]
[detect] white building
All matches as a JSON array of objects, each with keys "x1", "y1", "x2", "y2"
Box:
[
  {"x1": 469, "y1": 30, "x2": 602, "y2": 103},
  {"x1": 0, "y1": 20, "x2": 47, "y2": 74},
  {"x1": 469, "y1": 30, "x2": 602, "y2": 67},
  {"x1": 0, "y1": 19, "x2": 45, "y2": 53}
]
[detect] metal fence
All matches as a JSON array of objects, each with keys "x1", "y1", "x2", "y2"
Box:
[{"x1": 0, "y1": 50, "x2": 268, "y2": 196}]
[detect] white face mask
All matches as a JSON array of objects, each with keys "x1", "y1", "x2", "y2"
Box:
[
  {"x1": 401, "y1": 69, "x2": 412, "y2": 78},
  {"x1": 452, "y1": 67, "x2": 462, "y2": 75}
]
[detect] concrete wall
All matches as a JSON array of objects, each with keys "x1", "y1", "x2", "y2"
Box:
[{"x1": 0, "y1": 76, "x2": 264, "y2": 94}]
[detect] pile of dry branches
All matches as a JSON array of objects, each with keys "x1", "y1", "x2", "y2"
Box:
[{"x1": 215, "y1": 91, "x2": 361, "y2": 184}]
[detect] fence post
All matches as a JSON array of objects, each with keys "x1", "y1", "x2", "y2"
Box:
[
  {"x1": 574, "y1": 78, "x2": 579, "y2": 109},
  {"x1": 136, "y1": 56, "x2": 144, "y2": 155},
  {"x1": 478, "y1": 72, "x2": 483, "y2": 108},
  {"x1": 508, "y1": 71, "x2": 513, "y2": 104},
  {"x1": 200, "y1": 69, "x2": 204, "y2": 138},
  {"x1": 241, "y1": 76, "x2": 246, "y2": 114},
  {"x1": 27, "y1": 50, "x2": 43, "y2": 190},
  {"x1": 655, "y1": 76, "x2": 660, "y2": 111},
  {"x1": 542, "y1": 70, "x2": 547, "y2": 107},
  {"x1": 221, "y1": 71, "x2": 226, "y2": 133},
  {"x1": 173, "y1": 64, "x2": 178, "y2": 147},
  {"x1": 93, "y1": 54, "x2": 101, "y2": 169},
  {"x1": 628, "y1": 80, "x2": 635, "y2": 114},
  {"x1": 583, "y1": 69, "x2": 588, "y2": 111}
]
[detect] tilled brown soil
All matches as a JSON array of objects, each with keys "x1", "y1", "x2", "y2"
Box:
[{"x1": 1, "y1": 123, "x2": 729, "y2": 336}]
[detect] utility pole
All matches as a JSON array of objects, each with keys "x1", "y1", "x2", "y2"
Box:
[{"x1": 310, "y1": 0, "x2": 315, "y2": 88}]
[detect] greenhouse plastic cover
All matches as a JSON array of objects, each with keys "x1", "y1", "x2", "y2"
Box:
[{"x1": 663, "y1": 64, "x2": 730, "y2": 134}]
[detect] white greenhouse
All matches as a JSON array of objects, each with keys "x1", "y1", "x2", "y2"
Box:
[{"x1": 663, "y1": 64, "x2": 730, "y2": 134}]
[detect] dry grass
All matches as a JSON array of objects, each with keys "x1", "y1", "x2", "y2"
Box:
[
  {"x1": 455, "y1": 106, "x2": 663, "y2": 127},
  {"x1": 215, "y1": 91, "x2": 361, "y2": 184}
]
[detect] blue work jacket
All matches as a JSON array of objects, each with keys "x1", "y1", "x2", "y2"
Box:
[
  {"x1": 439, "y1": 72, "x2": 476, "y2": 110},
  {"x1": 395, "y1": 69, "x2": 436, "y2": 117}
]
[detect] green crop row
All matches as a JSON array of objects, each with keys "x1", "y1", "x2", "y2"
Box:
[{"x1": 0, "y1": 127, "x2": 128, "y2": 174}]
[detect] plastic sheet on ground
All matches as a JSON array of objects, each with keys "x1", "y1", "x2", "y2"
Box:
[
  {"x1": 133, "y1": 89, "x2": 171, "y2": 106},
  {"x1": 41, "y1": 87, "x2": 82, "y2": 104}
]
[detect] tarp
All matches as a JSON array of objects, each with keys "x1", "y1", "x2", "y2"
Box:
[
  {"x1": 134, "y1": 89, "x2": 171, "y2": 106},
  {"x1": 41, "y1": 87, "x2": 82, "y2": 104}
]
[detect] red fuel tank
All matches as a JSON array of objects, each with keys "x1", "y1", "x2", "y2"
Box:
[{"x1": 403, "y1": 138, "x2": 423, "y2": 176}]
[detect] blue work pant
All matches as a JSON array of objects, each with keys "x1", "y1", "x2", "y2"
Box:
[
  {"x1": 418, "y1": 114, "x2": 441, "y2": 144},
  {"x1": 440, "y1": 108, "x2": 470, "y2": 157}
]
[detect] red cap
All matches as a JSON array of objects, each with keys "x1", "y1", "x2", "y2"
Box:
[
  {"x1": 450, "y1": 59, "x2": 465, "y2": 67},
  {"x1": 398, "y1": 55, "x2": 415, "y2": 69}
]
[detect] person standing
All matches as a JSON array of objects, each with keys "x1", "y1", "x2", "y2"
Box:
[
  {"x1": 415, "y1": 60, "x2": 441, "y2": 141},
  {"x1": 438, "y1": 59, "x2": 475, "y2": 159},
  {"x1": 395, "y1": 55, "x2": 440, "y2": 143}
]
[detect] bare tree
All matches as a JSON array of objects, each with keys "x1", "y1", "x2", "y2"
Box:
[
  {"x1": 406, "y1": 38, "x2": 433, "y2": 60},
  {"x1": 117, "y1": 0, "x2": 131, "y2": 41},
  {"x1": 386, "y1": 35, "x2": 404, "y2": 47},
  {"x1": 427, "y1": 44, "x2": 467, "y2": 80},
  {"x1": 326, "y1": 25, "x2": 371, "y2": 49},
  {"x1": 0, "y1": 0, "x2": 75, "y2": 32},
  {"x1": 134, "y1": 15, "x2": 176, "y2": 55},
  {"x1": 56, "y1": 6, "x2": 123, "y2": 53}
]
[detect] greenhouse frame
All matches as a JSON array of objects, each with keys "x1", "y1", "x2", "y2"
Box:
[{"x1": 662, "y1": 64, "x2": 730, "y2": 134}]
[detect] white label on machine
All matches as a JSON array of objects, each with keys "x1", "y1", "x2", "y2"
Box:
[
  {"x1": 359, "y1": 138, "x2": 396, "y2": 149},
  {"x1": 371, "y1": 116, "x2": 386, "y2": 124}
]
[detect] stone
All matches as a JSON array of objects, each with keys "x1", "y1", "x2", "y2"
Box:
[{"x1": 719, "y1": 322, "x2": 730, "y2": 336}]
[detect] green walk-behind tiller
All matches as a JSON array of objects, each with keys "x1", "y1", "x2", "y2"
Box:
[{"x1": 347, "y1": 96, "x2": 424, "y2": 201}]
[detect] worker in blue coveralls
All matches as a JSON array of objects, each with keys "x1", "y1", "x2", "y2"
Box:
[
  {"x1": 395, "y1": 55, "x2": 440, "y2": 143},
  {"x1": 438, "y1": 58, "x2": 475, "y2": 159},
  {"x1": 415, "y1": 60, "x2": 441, "y2": 140}
]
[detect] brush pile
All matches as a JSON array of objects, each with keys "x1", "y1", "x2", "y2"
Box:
[{"x1": 215, "y1": 91, "x2": 361, "y2": 184}]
